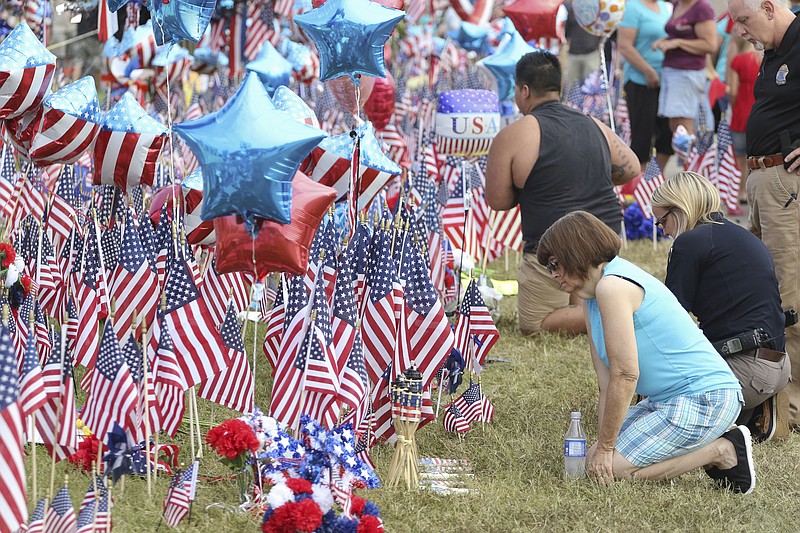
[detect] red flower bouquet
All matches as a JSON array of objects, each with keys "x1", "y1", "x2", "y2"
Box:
[
  {"x1": 206, "y1": 418, "x2": 260, "y2": 465},
  {"x1": 0, "y1": 243, "x2": 16, "y2": 268}
]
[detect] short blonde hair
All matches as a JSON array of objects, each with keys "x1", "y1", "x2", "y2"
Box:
[{"x1": 650, "y1": 172, "x2": 721, "y2": 236}]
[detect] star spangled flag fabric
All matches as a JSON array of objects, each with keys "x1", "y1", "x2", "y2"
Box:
[
  {"x1": 76, "y1": 475, "x2": 111, "y2": 533},
  {"x1": 332, "y1": 246, "x2": 368, "y2": 419},
  {"x1": 81, "y1": 319, "x2": 138, "y2": 439},
  {"x1": 0, "y1": 143, "x2": 20, "y2": 219},
  {"x1": 360, "y1": 228, "x2": 402, "y2": 385},
  {"x1": 295, "y1": 272, "x2": 338, "y2": 426},
  {"x1": 93, "y1": 91, "x2": 168, "y2": 192},
  {"x1": 35, "y1": 336, "x2": 77, "y2": 462},
  {"x1": 122, "y1": 331, "x2": 152, "y2": 442},
  {"x1": 45, "y1": 485, "x2": 77, "y2": 533},
  {"x1": 28, "y1": 76, "x2": 104, "y2": 166},
  {"x1": 396, "y1": 230, "x2": 454, "y2": 390},
  {"x1": 0, "y1": 323, "x2": 26, "y2": 532},
  {"x1": 244, "y1": 0, "x2": 273, "y2": 60},
  {"x1": 714, "y1": 119, "x2": 742, "y2": 211},
  {"x1": 304, "y1": 122, "x2": 402, "y2": 211},
  {"x1": 633, "y1": 153, "x2": 664, "y2": 218},
  {"x1": 198, "y1": 256, "x2": 253, "y2": 327},
  {"x1": 198, "y1": 302, "x2": 254, "y2": 414},
  {"x1": 453, "y1": 279, "x2": 499, "y2": 371},
  {"x1": 0, "y1": 21, "x2": 56, "y2": 120},
  {"x1": 152, "y1": 313, "x2": 187, "y2": 438},
  {"x1": 161, "y1": 253, "x2": 230, "y2": 388},
  {"x1": 111, "y1": 209, "x2": 159, "y2": 342},
  {"x1": 262, "y1": 274, "x2": 285, "y2": 371},
  {"x1": 442, "y1": 402, "x2": 471, "y2": 433},
  {"x1": 26, "y1": 497, "x2": 46, "y2": 533},
  {"x1": 452, "y1": 379, "x2": 486, "y2": 424},
  {"x1": 18, "y1": 315, "x2": 48, "y2": 418},
  {"x1": 163, "y1": 469, "x2": 191, "y2": 527},
  {"x1": 74, "y1": 219, "x2": 107, "y2": 372}
]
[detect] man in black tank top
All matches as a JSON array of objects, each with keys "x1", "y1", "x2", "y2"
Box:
[{"x1": 485, "y1": 51, "x2": 639, "y2": 336}]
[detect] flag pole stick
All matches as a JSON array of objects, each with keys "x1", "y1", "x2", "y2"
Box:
[
  {"x1": 30, "y1": 414, "x2": 37, "y2": 502},
  {"x1": 92, "y1": 441, "x2": 103, "y2": 533},
  {"x1": 191, "y1": 387, "x2": 202, "y2": 458},
  {"x1": 106, "y1": 480, "x2": 112, "y2": 533}
]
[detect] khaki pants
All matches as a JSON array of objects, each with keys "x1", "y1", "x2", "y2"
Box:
[
  {"x1": 564, "y1": 51, "x2": 601, "y2": 90},
  {"x1": 726, "y1": 351, "x2": 791, "y2": 424},
  {"x1": 747, "y1": 164, "x2": 800, "y2": 425},
  {"x1": 517, "y1": 253, "x2": 569, "y2": 335}
]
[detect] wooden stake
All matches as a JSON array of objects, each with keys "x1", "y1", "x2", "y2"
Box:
[
  {"x1": 30, "y1": 415, "x2": 37, "y2": 502},
  {"x1": 48, "y1": 316, "x2": 69, "y2": 499},
  {"x1": 141, "y1": 314, "x2": 153, "y2": 499}
]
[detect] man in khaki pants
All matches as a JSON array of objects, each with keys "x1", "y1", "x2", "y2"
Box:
[{"x1": 728, "y1": 0, "x2": 800, "y2": 437}]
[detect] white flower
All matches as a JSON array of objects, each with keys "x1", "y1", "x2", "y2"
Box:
[
  {"x1": 311, "y1": 484, "x2": 334, "y2": 514},
  {"x1": 266, "y1": 483, "x2": 294, "y2": 509},
  {"x1": 13, "y1": 257, "x2": 24, "y2": 273},
  {"x1": 4, "y1": 264, "x2": 18, "y2": 287}
]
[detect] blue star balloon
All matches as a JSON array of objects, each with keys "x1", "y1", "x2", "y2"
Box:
[
  {"x1": 246, "y1": 42, "x2": 293, "y2": 97},
  {"x1": 0, "y1": 21, "x2": 57, "y2": 119},
  {"x1": 294, "y1": 0, "x2": 404, "y2": 82},
  {"x1": 173, "y1": 72, "x2": 327, "y2": 237},
  {"x1": 477, "y1": 30, "x2": 539, "y2": 102},
  {"x1": 448, "y1": 21, "x2": 490, "y2": 53},
  {"x1": 148, "y1": 0, "x2": 216, "y2": 46}
]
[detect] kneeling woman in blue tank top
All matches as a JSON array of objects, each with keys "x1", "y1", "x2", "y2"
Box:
[{"x1": 537, "y1": 211, "x2": 753, "y2": 494}]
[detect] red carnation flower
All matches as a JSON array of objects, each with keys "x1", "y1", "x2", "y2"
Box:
[
  {"x1": 350, "y1": 495, "x2": 366, "y2": 516},
  {"x1": 20, "y1": 274, "x2": 32, "y2": 295},
  {"x1": 263, "y1": 504, "x2": 297, "y2": 533},
  {"x1": 285, "y1": 477, "x2": 313, "y2": 495},
  {"x1": 291, "y1": 498, "x2": 323, "y2": 532},
  {"x1": 68, "y1": 435, "x2": 104, "y2": 473},
  {"x1": 0, "y1": 243, "x2": 16, "y2": 268},
  {"x1": 357, "y1": 515, "x2": 384, "y2": 533},
  {"x1": 205, "y1": 419, "x2": 259, "y2": 461}
]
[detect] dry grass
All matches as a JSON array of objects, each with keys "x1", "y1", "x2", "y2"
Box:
[{"x1": 25, "y1": 239, "x2": 800, "y2": 532}]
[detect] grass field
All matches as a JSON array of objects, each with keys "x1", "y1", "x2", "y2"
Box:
[{"x1": 24, "y1": 239, "x2": 800, "y2": 532}]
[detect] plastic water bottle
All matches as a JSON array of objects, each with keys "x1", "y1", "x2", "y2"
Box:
[{"x1": 564, "y1": 411, "x2": 586, "y2": 480}]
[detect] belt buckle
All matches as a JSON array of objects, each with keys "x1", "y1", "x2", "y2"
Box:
[{"x1": 757, "y1": 156, "x2": 767, "y2": 170}]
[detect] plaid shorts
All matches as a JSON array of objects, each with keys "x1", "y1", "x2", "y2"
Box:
[{"x1": 616, "y1": 388, "x2": 743, "y2": 468}]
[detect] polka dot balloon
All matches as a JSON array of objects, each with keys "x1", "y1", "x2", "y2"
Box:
[{"x1": 572, "y1": 0, "x2": 625, "y2": 37}]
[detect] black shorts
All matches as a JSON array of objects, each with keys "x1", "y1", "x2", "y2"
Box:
[{"x1": 624, "y1": 81, "x2": 674, "y2": 163}]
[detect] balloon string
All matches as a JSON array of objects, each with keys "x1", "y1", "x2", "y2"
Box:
[{"x1": 598, "y1": 35, "x2": 615, "y2": 133}]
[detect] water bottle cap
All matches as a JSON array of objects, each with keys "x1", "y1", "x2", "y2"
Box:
[{"x1": 570, "y1": 411, "x2": 581, "y2": 418}]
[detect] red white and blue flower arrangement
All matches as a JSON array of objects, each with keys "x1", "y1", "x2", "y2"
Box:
[{"x1": 206, "y1": 410, "x2": 382, "y2": 532}]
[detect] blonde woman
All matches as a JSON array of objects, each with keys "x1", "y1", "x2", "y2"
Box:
[{"x1": 652, "y1": 172, "x2": 791, "y2": 442}]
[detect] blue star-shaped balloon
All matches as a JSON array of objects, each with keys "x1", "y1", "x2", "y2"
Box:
[
  {"x1": 448, "y1": 21, "x2": 490, "y2": 53},
  {"x1": 148, "y1": 0, "x2": 216, "y2": 46},
  {"x1": 0, "y1": 21, "x2": 56, "y2": 70},
  {"x1": 294, "y1": 0, "x2": 404, "y2": 82},
  {"x1": 246, "y1": 42, "x2": 293, "y2": 97},
  {"x1": 174, "y1": 72, "x2": 327, "y2": 236},
  {"x1": 477, "y1": 30, "x2": 539, "y2": 102}
]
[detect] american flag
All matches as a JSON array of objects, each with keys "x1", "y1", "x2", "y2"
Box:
[
  {"x1": 198, "y1": 301, "x2": 255, "y2": 414},
  {"x1": 137, "y1": 205, "x2": 158, "y2": 272},
  {"x1": 45, "y1": 485, "x2": 77, "y2": 533},
  {"x1": 161, "y1": 253, "x2": 230, "y2": 387},
  {"x1": 452, "y1": 379, "x2": 486, "y2": 424},
  {"x1": 100, "y1": 218, "x2": 121, "y2": 273},
  {"x1": 73, "y1": 220, "x2": 107, "y2": 372},
  {"x1": 111, "y1": 210, "x2": 159, "y2": 342},
  {"x1": 0, "y1": 324, "x2": 27, "y2": 532},
  {"x1": 199, "y1": 257, "x2": 254, "y2": 327},
  {"x1": 122, "y1": 330, "x2": 160, "y2": 442},
  {"x1": 0, "y1": 21, "x2": 56, "y2": 121},
  {"x1": 46, "y1": 187, "x2": 77, "y2": 245},
  {"x1": 28, "y1": 77, "x2": 103, "y2": 166},
  {"x1": 27, "y1": 497, "x2": 46, "y2": 533},
  {"x1": 295, "y1": 273, "x2": 338, "y2": 425},
  {"x1": 633, "y1": 153, "x2": 664, "y2": 218},
  {"x1": 274, "y1": 0, "x2": 296, "y2": 19},
  {"x1": 244, "y1": 0, "x2": 273, "y2": 60},
  {"x1": 76, "y1": 475, "x2": 111, "y2": 533},
  {"x1": 396, "y1": 230, "x2": 454, "y2": 389},
  {"x1": 0, "y1": 143, "x2": 20, "y2": 219},
  {"x1": 93, "y1": 91, "x2": 168, "y2": 192},
  {"x1": 229, "y1": 1, "x2": 246, "y2": 77},
  {"x1": 378, "y1": 122, "x2": 410, "y2": 170},
  {"x1": 81, "y1": 319, "x2": 138, "y2": 440},
  {"x1": 714, "y1": 119, "x2": 742, "y2": 211},
  {"x1": 34, "y1": 233, "x2": 64, "y2": 321},
  {"x1": 163, "y1": 468, "x2": 191, "y2": 527},
  {"x1": 152, "y1": 313, "x2": 186, "y2": 438},
  {"x1": 360, "y1": 229, "x2": 402, "y2": 384},
  {"x1": 304, "y1": 123, "x2": 402, "y2": 212},
  {"x1": 269, "y1": 272, "x2": 314, "y2": 428},
  {"x1": 332, "y1": 249, "x2": 368, "y2": 420},
  {"x1": 34, "y1": 337, "x2": 77, "y2": 462},
  {"x1": 453, "y1": 279, "x2": 498, "y2": 370},
  {"x1": 15, "y1": 177, "x2": 46, "y2": 229},
  {"x1": 262, "y1": 274, "x2": 285, "y2": 371},
  {"x1": 122, "y1": 21, "x2": 156, "y2": 68},
  {"x1": 489, "y1": 206, "x2": 523, "y2": 252},
  {"x1": 18, "y1": 314, "x2": 48, "y2": 418},
  {"x1": 442, "y1": 401, "x2": 470, "y2": 433}
]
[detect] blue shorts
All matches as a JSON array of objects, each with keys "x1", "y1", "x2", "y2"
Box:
[
  {"x1": 616, "y1": 388, "x2": 743, "y2": 468},
  {"x1": 658, "y1": 67, "x2": 707, "y2": 119}
]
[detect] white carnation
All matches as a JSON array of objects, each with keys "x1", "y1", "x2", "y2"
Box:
[
  {"x1": 266, "y1": 483, "x2": 294, "y2": 509},
  {"x1": 311, "y1": 484, "x2": 334, "y2": 514}
]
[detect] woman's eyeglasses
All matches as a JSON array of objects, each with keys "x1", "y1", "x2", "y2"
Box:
[
  {"x1": 655, "y1": 210, "x2": 673, "y2": 229},
  {"x1": 546, "y1": 259, "x2": 559, "y2": 274}
]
